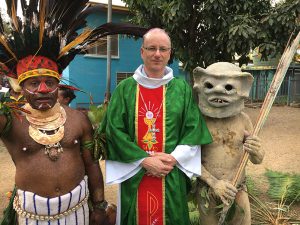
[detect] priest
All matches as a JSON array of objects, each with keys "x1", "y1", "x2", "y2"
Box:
[{"x1": 103, "y1": 28, "x2": 212, "y2": 225}]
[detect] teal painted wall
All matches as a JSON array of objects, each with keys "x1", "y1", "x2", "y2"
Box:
[{"x1": 65, "y1": 9, "x2": 186, "y2": 108}]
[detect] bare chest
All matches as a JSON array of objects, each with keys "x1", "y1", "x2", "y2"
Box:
[
  {"x1": 203, "y1": 116, "x2": 247, "y2": 159},
  {"x1": 3, "y1": 116, "x2": 82, "y2": 158}
]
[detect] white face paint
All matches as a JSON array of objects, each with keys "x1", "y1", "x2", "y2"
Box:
[
  {"x1": 22, "y1": 77, "x2": 59, "y2": 111},
  {"x1": 24, "y1": 87, "x2": 58, "y2": 110},
  {"x1": 24, "y1": 87, "x2": 58, "y2": 95},
  {"x1": 38, "y1": 103, "x2": 52, "y2": 109}
]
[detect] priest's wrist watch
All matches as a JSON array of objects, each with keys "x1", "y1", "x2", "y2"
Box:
[{"x1": 94, "y1": 200, "x2": 108, "y2": 210}]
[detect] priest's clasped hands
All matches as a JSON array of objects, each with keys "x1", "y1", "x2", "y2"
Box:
[{"x1": 141, "y1": 152, "x2": 177, "y2": 177}]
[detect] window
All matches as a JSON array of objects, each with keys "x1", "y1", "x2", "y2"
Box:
[
  {"x1": 116, "y1": 72, "x2": 134, "y2": 85},
  {"x1": 87, "y1": 35, "x2": 119, "y2": 57}
]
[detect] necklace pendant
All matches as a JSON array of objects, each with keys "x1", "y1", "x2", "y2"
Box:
[{"x1": 44, "y1": 142, "x2": 63, "y2": 161}]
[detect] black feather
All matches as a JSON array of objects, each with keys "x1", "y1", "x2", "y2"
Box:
[
  {"x1": 20, "y1": 0, "x2": 27, "y2": 14},
  {"x1": 59, "y1": 0, "x2": 89, "y2": 31},
  {"x1": 47, "y1": 0, "x2": 88, "y2": 34},
  {"x1": 57, "y1": 22, "x2": 148, "y2": 71},
  {"x1": 27, "y1": 0, "x2": 38, "y2": 21},
  {"x1": 91, "y1": 22, "x2": 148, "y2": 39},
  {"x1": 66, "y1": 5, "x2": 107, "y2": 39},
  {"x1": 0, "y1": 13, "x2": 4, "y2": 33},
  {"x1": 5, "y1": 0, "x2": 19, "y2": 31},
  {"x1": 0, "y1": 0, "x2": 148, "y2": 77},
  {"x1": 5, "y1": 0, "x2": 12, "y2": 16}
]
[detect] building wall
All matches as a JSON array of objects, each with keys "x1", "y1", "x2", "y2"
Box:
[
  {"x1": 65, "y1": 9, "x2": 186, "y2": 108},
  {"x1": 243, "y1": 63, "x2": 300, "y2": 105}
]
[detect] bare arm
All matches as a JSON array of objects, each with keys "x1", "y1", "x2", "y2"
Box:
[
  {"x1": 81, "y1": 150, "x2": 104, "y2": 203},
  {"x1": 0, "y1": 114, "x2": 8, "y2": 133},
  {"x1": 200, "y1": 165, "x2": 237, "y2": 205},
  {"x1": 80, "y1": 113, "x2": 106, "y2": 224}
]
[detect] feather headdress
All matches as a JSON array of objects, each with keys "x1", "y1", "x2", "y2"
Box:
[{"x1": 0, "y1": 0, "x2": 148, "y2": 84}]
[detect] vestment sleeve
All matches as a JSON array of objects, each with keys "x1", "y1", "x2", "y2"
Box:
[
  {"x1": 104, "y1": 81, "x2": 148, "y2": 163},
  {"x1": 178, "y1": 81, "x2": 212, "y2": 145},
  {"x1": 171, "y1": 145, "x2": 201, "y2": 178},
  {"x1": 105, "y1": 159, "x2": 145, "y2": 184}
]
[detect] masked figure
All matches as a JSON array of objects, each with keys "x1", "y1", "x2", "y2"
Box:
[{"x1": 193, "y1": 62, "x2": 265, "y2": 225}]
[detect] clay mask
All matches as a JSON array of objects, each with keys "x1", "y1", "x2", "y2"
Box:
[{"x1": 193, "y1": 62, "x2": 253, "y2": 118}]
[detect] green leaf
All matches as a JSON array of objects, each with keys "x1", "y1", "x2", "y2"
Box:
[
  {"x1": 242, "y1": 31, "x2": 249, "y2": 39},
  {"x1": 204, "y1": 201, "x2": 209, "y2": 208},
  {"x1": 122, "y1": 0, "x2": 297, "y2": 71},
  {"x1": 269, "y1": 18, "x2": 274, "y2": 26},
  {"x1": 200, "y1": 188, "x2": 206, "y2": 198},
  {"x1": 215, "y1": 203, "x2": 224, "y2": 209}
]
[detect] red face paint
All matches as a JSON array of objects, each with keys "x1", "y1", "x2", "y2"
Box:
[
  {"x1": 29, "y1": 78, "x2": 57, "y2": 94},
  {"x1": 22, "y1": 76, "x2": 59, "y2": 111},
  {"x1": 37, "y1": 79, "x2": 50, "y2": 93}
]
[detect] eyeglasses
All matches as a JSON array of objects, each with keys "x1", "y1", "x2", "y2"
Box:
[{"x1": 143, "y1": 46, "x2": 171, "y2": 53}]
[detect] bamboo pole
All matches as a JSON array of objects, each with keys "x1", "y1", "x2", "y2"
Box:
[{"x1": 218, "y1": 31, "x2": 300, "y2": 225}]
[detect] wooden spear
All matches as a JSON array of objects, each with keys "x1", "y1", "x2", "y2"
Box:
[{"x1": 218, "y1": 31, "x2": 300, "y2": 225}]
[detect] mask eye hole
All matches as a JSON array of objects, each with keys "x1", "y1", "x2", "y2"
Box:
[
  {"x1": 204, "y1": 82, "x2": 213, "y2": 89},
  {"x1": 225, "y1": 84, "x2": 233, "y2": 91}
]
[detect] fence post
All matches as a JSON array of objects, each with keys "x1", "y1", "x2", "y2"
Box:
[{"x1": 287, "y1": 73, "x2": 291, "y2": 105}]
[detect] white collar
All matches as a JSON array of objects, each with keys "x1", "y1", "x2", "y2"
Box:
[{"x1": 133, "y1": 65, "x2": 174, "y2": 89}]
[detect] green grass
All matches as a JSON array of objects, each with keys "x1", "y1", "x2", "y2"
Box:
[{"x1": 265, "y1": 169, "x2": 300, "y2": 203}]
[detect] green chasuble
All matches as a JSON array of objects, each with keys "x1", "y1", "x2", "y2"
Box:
[{"x1": 104, "y1": 77, "x2": 212, "y2": 225}]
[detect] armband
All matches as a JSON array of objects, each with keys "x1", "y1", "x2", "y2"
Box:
[{"x1": 81, "y1": 140, "x2": 94, "y2": 151}]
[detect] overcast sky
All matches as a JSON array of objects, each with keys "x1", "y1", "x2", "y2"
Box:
[
  {"x1": 89, "y1": 0, "x2": 126, "y2": 6},
  {"x1": 0, "y1": 0, "x2": 282, "y2": 19},
  {"x1": 0, "y1": 0, "x2": 126, "y2": 14}
]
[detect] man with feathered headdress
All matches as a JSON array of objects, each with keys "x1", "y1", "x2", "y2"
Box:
[{"x1": 0, "y1": 1, "x2": 147, "y2": 224}]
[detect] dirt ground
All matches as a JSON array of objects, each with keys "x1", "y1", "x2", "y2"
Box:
[
  {"x1": 0, "y1": 105, "x2": 300, "y2": 219},
  {"x1": 245, "y1": 105, "x2": 300, "y2": 220}
]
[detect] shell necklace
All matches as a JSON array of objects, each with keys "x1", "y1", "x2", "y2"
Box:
[{"x1": 24, "y1": 102, "x2": 66, "y2": 161}]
